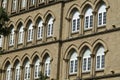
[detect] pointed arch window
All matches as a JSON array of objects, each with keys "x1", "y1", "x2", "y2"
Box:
[
  {"x1": 18, "y1": 25, "x2": 24, "y2": 44},
  {"x1": 44, "y1": 57, "x2": 50, "y2": 77},
  {"x1": 37, "y1": 20, "x2": 43, "y2": 39},
  {"x1": 84, "y1": 8, "x2": 93, "y2": 29},
  {"x1": 24, "y1": 61, "x2": 30, "y2": 80},
  {"x1": 34, "y1": 59, "x2": 40, "y2": 79},
  {"x1": 72, "y1": 11, "x2": 80, "y2": 33},
  {"x1": 82, "y1": 48, "x2": 91, "y2": 72},
  {"x1": 6, "y1": 65, "x2": 11, "y2": 80},
  {"x1": 9, "y1": 28, "x2": 14, "y2": 46},
  {"x1": 47, "y1": 17, "x2": 54, "y2": 37},
  {"x1": 96, "y1": 46, "x2": 105, "y2": 70},
  {"x1": 12, "y1": 0, "x2": 17, "y2": 12},
  {"x1": 27, "y1": 23, "x2": 33, "y2": 42},
  {"x1": 98, "y1": 4, "x2": 106, "y2": 26},
  {"x1": 2, "y1": 0, "x2": 7, "y2": 9},
  {"x1": 69, "y1": 51, "x2": 78, "y2": 74},
  {"x1": 15, "y1": 63, "x2": 20, "y2": 80}
]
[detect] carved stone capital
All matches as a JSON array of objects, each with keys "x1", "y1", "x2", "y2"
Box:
[
  {"x1": 23, "y1": 28, "x2": 27, "y2": 31},
  {"x1": 92, "y1": 11, "x2": 97, "y2": 15},
  {"x1": 63, "y1": 58, "x2": 69, "y2": 62},
  {"x1": 30, "y1": 64, "x2": 34, "y2": 67},
  {"x1": 77, "y1": 56, "x2": 82, "y2": 60},
  {"x1": 90, "y1": 54, "x2": 95, "y2": 58},
  {"x1": 65, "y1": 17, "x2": 71, "y2": 22},
  {"x1": 79, "y1": 14, "x2": 84, "y2": 18}
]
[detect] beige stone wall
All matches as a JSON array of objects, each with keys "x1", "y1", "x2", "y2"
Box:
[{"x1": 0, "y1": 0, "x2": 120, "y2": 80}]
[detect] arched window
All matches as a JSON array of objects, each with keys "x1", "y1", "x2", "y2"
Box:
[
  {"x1": 69, "y1": 51, "x2": 77, "y2": 74},
  {"x1": 34, "y1": 59, "x2": 40, "y2": 79},
  {"x1": 9, "y1": 28, "x2": 14, "y2": 46},
  {"x1": 18, "y1": 25, "x2": 24, "y2": 44},
  {"x1": 27, "y1": 23, "x2": 33, "y2": 42},
  {"x1": 30, "y1": 0, "x2": 36, "y2": 5},
  {"x1": 96, "y1": 46, "x2": 105, "y2": 70},
  {"x1": 44, "y1": 57, "x2": 50, "y2": 77},
  {"x1": 21, "y1": 0, "x2": 27, "y2": 8},
  {"x1": 82, "y1": 48, "x2": 91, "y2": 72},
  {"x1": 24, "y1": 60, "x2": 30, "y2": 80},
  {"x1": 84, "y1": 8, "x2": 93, "y2": 29},
  {"x1": 2, "y1": 0, "x2": 7, "y2": 9},
  {"x1": 15, "y1": 63, "x2": 20, "y2": 80},
  {"x1": 47, "y1": 17, "x2": 53, "y2": 37},
  {"x1": 6, "y1": 64, "x2": 11, "y2": 80},
  {"x1": 98, "y1": 4, "x2": 106, "y2": 26},
  {"x1": 37, "y1": 20, "x2": 43, "y2": 39},
  {"x1": 0, "y1": 35, "x2": 3, "y2": 48},
  {"x1": 72, "y1": 11, "x2": 80, "y2": 33},
  {"x1": 12, "y1": 0, "x2": 17, "y2": 11}
]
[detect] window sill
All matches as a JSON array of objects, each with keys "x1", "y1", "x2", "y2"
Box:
[
  {"x1": 11, "y1": 11, "x2": 17, "y2": 14},
  {"x1": 37, "y1": 38, "x2": 42, "y2": 41},
  {"x1": 9, "y1": 45, "x2": 14, "y2": 48},
  {"x1": 84, "y1": 28, "x2": 92, "y2": 32},
  {"x1": 29, "y1": 5, "x2": 35, "y2": 9},
  {"x1": 27, "y1": 41, "x2": 32, "y2": 44},
  {"x1": 82, "y1": 71, "x2": 90, "y2": 74},
  {"x1": 71, "y1": 31, "x2": 79, "y2": 35},
  {"x1": 39, "y1": 2, "x2": 45, "y2": 6},
  {"x1": 98, "y1": 25, "x2": 106, "y2": 28},
  {"x1": 20, "y1": 8, "x2": 26, "y2": 11},
  {"x1": 47, "y1": 35, "x2": 52, "y2": 39},
  {"x1": 69, "y1": 73, "x2": 77, "y2": 76},
  {"x1": 95, "y1": 69, "x2": 104, "y2": 72},
  {"x1": 18, "y1": 43, "x2": 23, "y2": 46}
]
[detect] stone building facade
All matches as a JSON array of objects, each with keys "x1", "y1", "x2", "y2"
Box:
[{"x1": 0, "y1": 0, "x2": 120, "y2": 80}]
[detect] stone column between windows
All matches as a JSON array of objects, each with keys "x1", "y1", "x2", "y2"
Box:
[
  {"x1": 32, "y1": 25, "x2": 37, "y2": 45},
  {"x1": 30, "y1": 64, "x2": 34, "y2": 80},
  {"x1": 90, "y1": 54, "x2": 95, "y2": 78},
  {"x1": 40, "y1": 62, "x2": 44, "y2": 74},
  {"x1": 6, "y1": 36, "x2": 9, "y2": 50},
  {"x1": 43, "y1": 23, "x2": 46, "y2": 42},
  {"x1": 63, "y1": 58, "x2": 69, "y2": 80},
  {"x1": 1, "y1": 70, "x2": 6, "y2": 80},
  {"x1": 23, "y1": 28, "x2": 27, "y2": 47},
  {"x1": 0, "y1": 69, "x2": 2, "y2": 80},
  {"x1": 92, "y1": 11, "x2": 97, "y2": 33},
  {"x1": 20, "y1": 66, "x2": 24, "y2": 80},
  {"x1": 65, "y1": 17, "x2": 71, "y2": 39},
  {"x1": 14, "y1": 30, "x2": 18, "y2": 49},
  {"x1": 2, "y1": 36, "x2": 6, "y2": 50},
  {"x1": 11, "y1": 68, "x2": 15, "y2": 80},
  {"x1": 79, "y1": 15, "x2": 84, "y2": 35},
  {"x1": 77, "y1": 56, "x2": 82, "y2": 79}
]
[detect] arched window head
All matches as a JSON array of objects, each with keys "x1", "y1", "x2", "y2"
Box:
[
  {"x1": 37, "y1": 20, "x2": 43, "y2": 39},
  {"x1": 72, "y1": 11, "x2": 80, "y2": 33},
  {"x1": 18, "y1": 25, "x2": 24, "y2": 44},
  {"x1": 2, "y1": 0, "x2": 7, "y2": 9},
  {"x1": 27, "y1": 23, "x2": 33, "y2": 42},
  {"x1": 12, "y1": 0, "x2": 18, "y2": 12},
  {"x1": 47, "y1": 17, "x2": 54, "y2": 37},
  {"x1": 69, "y1": 51, "x2": 77, "y2": 74},
  {"x1": 15, "y1": 63, "x2": 20, "y2": 80},
  {"x1": 44, "y1": 56, "x2": 50, "y2": 77},
  {"x1": 98, "y1": 4, "x2": 106, "y2": 26},
  {"x1": 24, "y1": 60, "x2": 30, "y2": 80},
  {"x1": 84, "y1": 8, "x2": 93, "y2": 29},
  {"x1": 34, "y1": 59, "x2": 40, "y2": 79},
  {"x1": 82, "y1": 48, "x2": 91, "y2": 72},
  {"x1": 96, "y1": 46, "x2": 105, "y2": 70},
  {"x1": 6, "y1": 64, "x2": 11, "y2": 80},
  {"x1": 9, "y1": 28, "x2": 14, "y2": 46},
  {"x1": 21, "y1": 0, "x2": 27, "y2": 8}
]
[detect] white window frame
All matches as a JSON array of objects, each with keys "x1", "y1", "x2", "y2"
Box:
[
  {"x1": 27, "y1": 23, "x2": 33, "y2": 42},
  {"x1": 0, "y1": 35, "x2": 3, "y2": 48},
  {"x1": 12, "y1": 0, "x2": 17, "y2": 11},
  {"x1": 2, "y1": 0, "x2": 7, "y2": 9},
  {"x1": 34, "y1": 59, "x2": 40, "y2": 79},
  {"x1": 84, "y1": 8, "x2": 93, "y2": 30},
  {"x1": 98, "y1": 4, "x2": 106, "y2": 26},
  {"x1": 24, "y1": 61, "x2": 30, "y2": 80},
  {"x1": 44, "y1": 57, "x2": 50, "y2": 77},
  {"x1": 6, "y1": 65, "x2": 11, "y2": 80},
  {"x1": 96, "y1": 46, "x2": 105, "y2": 70},
  {"x1": 21, "y1": 0, "x2": 27, "y2": 8},
  {"x1": 69, "y1": 52, "x2": 78, "y2": 74},
  {"x1": 47, "y1": 17, "x2": 53, "y2": 37},
  {"x1": 72, "y1": 11, "x2": 80, "y2": 33},
  {"x1": 15, "y1": 64, "x2": 20, "y2": 80},
  {"x1": 37, "y1": 20, "x2": 43, "y2": 39},
  {"x1": 9, "y1": 28, "x2": 14, "y2": 46},
  {"x1": 18, "y1": 26, "x2": 24, "y2": 44},
  {"x1": 82, "y1": 49, "x2": 91, "y2": 72}
]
